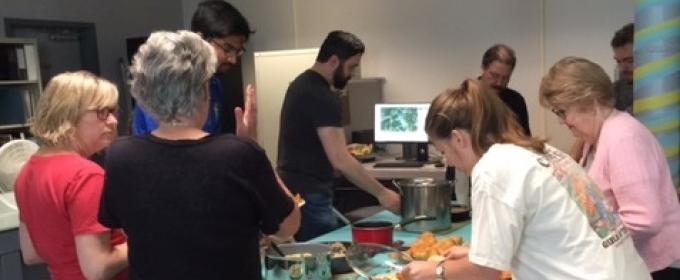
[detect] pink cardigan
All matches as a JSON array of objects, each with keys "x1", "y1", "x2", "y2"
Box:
[{"x1": 582, "y1": 110, "x2": 680, "y2": 272}]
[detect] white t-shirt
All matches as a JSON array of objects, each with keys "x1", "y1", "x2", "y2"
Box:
[{"x1": 468, "y1": 143, "x2": 650, "y2": 280}]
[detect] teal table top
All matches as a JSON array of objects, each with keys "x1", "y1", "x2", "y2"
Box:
[
  {"x1": 308, "y1": 211, "x2": 471, "y2": 246},
  {"x1": 263, "y1": 211, "x2": 471, "y2": 279}
]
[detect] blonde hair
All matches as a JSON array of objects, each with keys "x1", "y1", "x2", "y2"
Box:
[
  {"x1": 539, "y1": 56, "x2": 615, "y2": 109},
  {"x1": 31, "y1": 71, "x2": 118, "y2": 149},
  {"x1": 425, "y1": 79, "x2": 546, "y2": 156}
]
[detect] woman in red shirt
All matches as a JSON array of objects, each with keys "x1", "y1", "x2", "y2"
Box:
[{"x1": 14, "y1": 71, "x2": 128, "y2": 280}]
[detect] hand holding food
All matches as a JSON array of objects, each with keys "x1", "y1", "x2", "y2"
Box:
[
  {"x1": 291, "y1": 193, "x2": 305, "y2": 207},
  {"x1": 499, "y1": 271, "x2": 512, "y2": 280},
  {"x1": 400, "y1": 260, "x2": 437, "y2": 280},
  {"x1": 443, "y1": 245, "x2": 469, "y2": 260},
  {"x1": 404, "y1": 232, "x2": 512, "y2": 279}
]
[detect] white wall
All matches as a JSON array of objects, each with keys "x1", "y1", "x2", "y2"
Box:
[
  {"x1": 543, "y1": 0, "x2": 634, "y2": 150},
  {"x1": 1, "y1": 0, "x2": 184, "y2": 83},
  {"x1": 182, "y1": 0, "x2": 634, "y2": 152}
]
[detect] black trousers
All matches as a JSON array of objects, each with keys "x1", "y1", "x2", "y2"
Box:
[{"x1": 652, "y1": 266, "x2": 680, "y2": 280}]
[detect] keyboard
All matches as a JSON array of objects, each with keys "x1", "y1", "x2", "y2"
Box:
[{"x1": 373, "y1": 161, "x2": 425, "y2": 168}]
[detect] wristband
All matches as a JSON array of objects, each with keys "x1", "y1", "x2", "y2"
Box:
[{"x1": 435, "y1": 260, "x2": 446, "y2": 280}]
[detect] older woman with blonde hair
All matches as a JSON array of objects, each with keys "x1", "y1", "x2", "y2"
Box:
[
  {"x1": 401, "y1": 79, "x2": 649, "y2": 280},
  {"x1": 14, "y1": 71, "x2": 128, "y2": 280},
  {"x1": 540, "y1": 56, "x2": 680, "y2": 279}
]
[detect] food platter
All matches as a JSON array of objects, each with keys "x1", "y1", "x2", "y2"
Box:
[{"x1": 345, "y1": 243, "x2": 411, "y2": 279}]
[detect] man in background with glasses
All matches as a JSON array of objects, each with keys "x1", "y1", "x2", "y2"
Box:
[
  {"x1": 478, "y1": 44, "x2": 532, "y2": 137},
  {"x1": 132, "y1": 0, "x2": 256, "y2": 138}
]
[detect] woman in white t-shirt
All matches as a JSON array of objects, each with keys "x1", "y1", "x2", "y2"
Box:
[{"x1": 401, "y1": 79, "x2": 650, "y2": 280}]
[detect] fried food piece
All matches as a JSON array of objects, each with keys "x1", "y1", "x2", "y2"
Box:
[
  {"x1": 292, "y1": 194, "x2": 305, "y2": 207},
  {"x1": 499, "y1": 271, "x2": 512, "y2": 280},
  {"x1": 427, "y1": 255, "x2": 445, "y2": 262},
  {"x1": 408, "y1": 245, "x2": 430, "y2": 260},
  {"x1": 406, "y1": 232, "x2": 465, "y2": 260},
  {"x1": 348, "y1": 143, "x2": 373, "y2": 157},
  {"x1": 433, "y1": 239, "x2": 455, "y2": 255},
  {"x1": 449, "y1": 235, "x2": 463, "y2": 246},
  {"x1": 329, "y1": 242, "x2": 346, "y2": 258}
]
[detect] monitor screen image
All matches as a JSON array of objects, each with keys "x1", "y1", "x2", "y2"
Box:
[{"x1": 374, "y1": 103, "x2": 430, "y2": 143}]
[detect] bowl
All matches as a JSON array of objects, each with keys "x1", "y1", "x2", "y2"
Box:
[
  {"x1": 263, "y1": 243, "x2": 332, "y2": 280},
  {"x1": 319, "y1": 241, "x2": 354, "y2": 275},
  {"x1": 345, "y1": 243, "x2": 412, "y2": 279},
  {"x1": 450, "y1": 203, "x2": 471, "y2": 222}
]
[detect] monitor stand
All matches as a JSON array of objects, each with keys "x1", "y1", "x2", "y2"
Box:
[{"x1": 400, "y1": 143, "x2": 429, "y2": 162}]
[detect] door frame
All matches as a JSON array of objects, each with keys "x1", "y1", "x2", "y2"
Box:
[{"x1": 4, "y1": 18, "x2": 100, "y2": 75}]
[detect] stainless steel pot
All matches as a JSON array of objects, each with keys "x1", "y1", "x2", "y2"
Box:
[
  {"x1": 393, "y1": 178, "x2": 453, "y2": 232},
  {"x1": 263, "y1": 243, "x2": 332, "y2": 280}
]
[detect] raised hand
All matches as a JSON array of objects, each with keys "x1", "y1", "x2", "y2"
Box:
[{"x1": 235, "y1": 84, "x2": 258, "y2": 141}]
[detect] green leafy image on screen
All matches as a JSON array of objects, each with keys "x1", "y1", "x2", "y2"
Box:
[{"x1": 380, "y1": 107, "x2": 418, "y2": 132}]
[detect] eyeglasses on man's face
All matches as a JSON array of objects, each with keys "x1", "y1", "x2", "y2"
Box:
[
  {"x1": 88, "y1": 107, "x2": 119, "y2": 121},
  {"x1": 210, "y1": 40, "x2": 246, "y2": 58},
  {"x1": 551, "y1": 107, "x2": 567, "y2": 119}
]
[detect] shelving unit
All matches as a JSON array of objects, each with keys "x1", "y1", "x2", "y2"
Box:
[{"x1": 0, "y1": 37, "x2": 43, "y2": 140}]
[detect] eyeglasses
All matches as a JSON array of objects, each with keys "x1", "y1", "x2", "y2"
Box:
[
  {"x1": 88, "y1": 107, "x2": 119, "y2": 121},
  {"x1": 551, "y1": 107, "x2": 567, "y2": 119},
  {"x1": 211, "y1": 40, "x2": 246, "y2": 57},
  {"x1": 615, "y1": 57, "x2": 634, "y2": 66}
]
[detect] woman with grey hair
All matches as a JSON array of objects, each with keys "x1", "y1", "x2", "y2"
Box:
[{"x1": 98, "y1": 30, "x2": 300, "y2": 279}]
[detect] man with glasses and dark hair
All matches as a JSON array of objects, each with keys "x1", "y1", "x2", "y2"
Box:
[
  {"x1": 277, "y1": 30, "x2": 400, "y2": 241},
  {"x1": 132, "y1": 0, "x2": 256, "y2": 138}
]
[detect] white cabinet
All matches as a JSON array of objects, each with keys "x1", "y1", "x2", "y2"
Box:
[
  {"x1": 254, "y1": 48, "x2": 383, "y2": 166},
  {"x1": 254, "y1": 48, "x2": 317, "y2": 165},
  {"x1": 0, "y1": 38, "x2": 43, "y2": 135}
]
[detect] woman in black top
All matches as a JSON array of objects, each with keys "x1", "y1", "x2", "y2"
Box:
[{"x1": 98, "y1": 30, "x2": 300, "y2": 280}]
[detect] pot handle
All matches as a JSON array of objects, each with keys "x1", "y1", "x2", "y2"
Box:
[
  {"x1": 330, "y1": 206, "x2": 352, "y2": 226},
  {"x1": 396, "y1": 215, "x2": 436, "y2": 228},
  {"x1": 391, "y1": 180, "x2": 403, "y2": 195}
]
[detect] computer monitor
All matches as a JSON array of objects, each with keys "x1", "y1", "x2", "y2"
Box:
[{"x1": 374, "y1": 103, "x2": 430, "y2": 161}]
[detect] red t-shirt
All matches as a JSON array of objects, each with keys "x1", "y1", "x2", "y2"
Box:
[{"x1": 14, "y1": 154, "x2": 127, "y2": 280}]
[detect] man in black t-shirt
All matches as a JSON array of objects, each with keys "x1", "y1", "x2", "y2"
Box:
[
  {"x1": 277, "y1": 31, "x2": 400, "y2": 241},
  {"x1": 478, "y1": 44, "x2": 532, "y2": 136}
]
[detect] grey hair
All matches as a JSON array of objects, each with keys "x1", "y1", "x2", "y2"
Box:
[{"x1": 129, "y1": 30, "x2": 217, "y2": 123}]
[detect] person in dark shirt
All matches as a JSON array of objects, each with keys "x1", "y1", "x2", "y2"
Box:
[
  {"x1": 611, "y1": 23, "x2": 634, "y2": 114},
  {"x1": 99, "y1": 30, "x2": 300, "y2": 280},
  {"x1": 478, "y1": 44, "x2": 532, "y2": 136},
  {"x1": 277, "y1": 31, "x2": 400, "y2": 241},
  {"x1": 132, "y1": 0, "x2": 256, "y2": 136}
]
